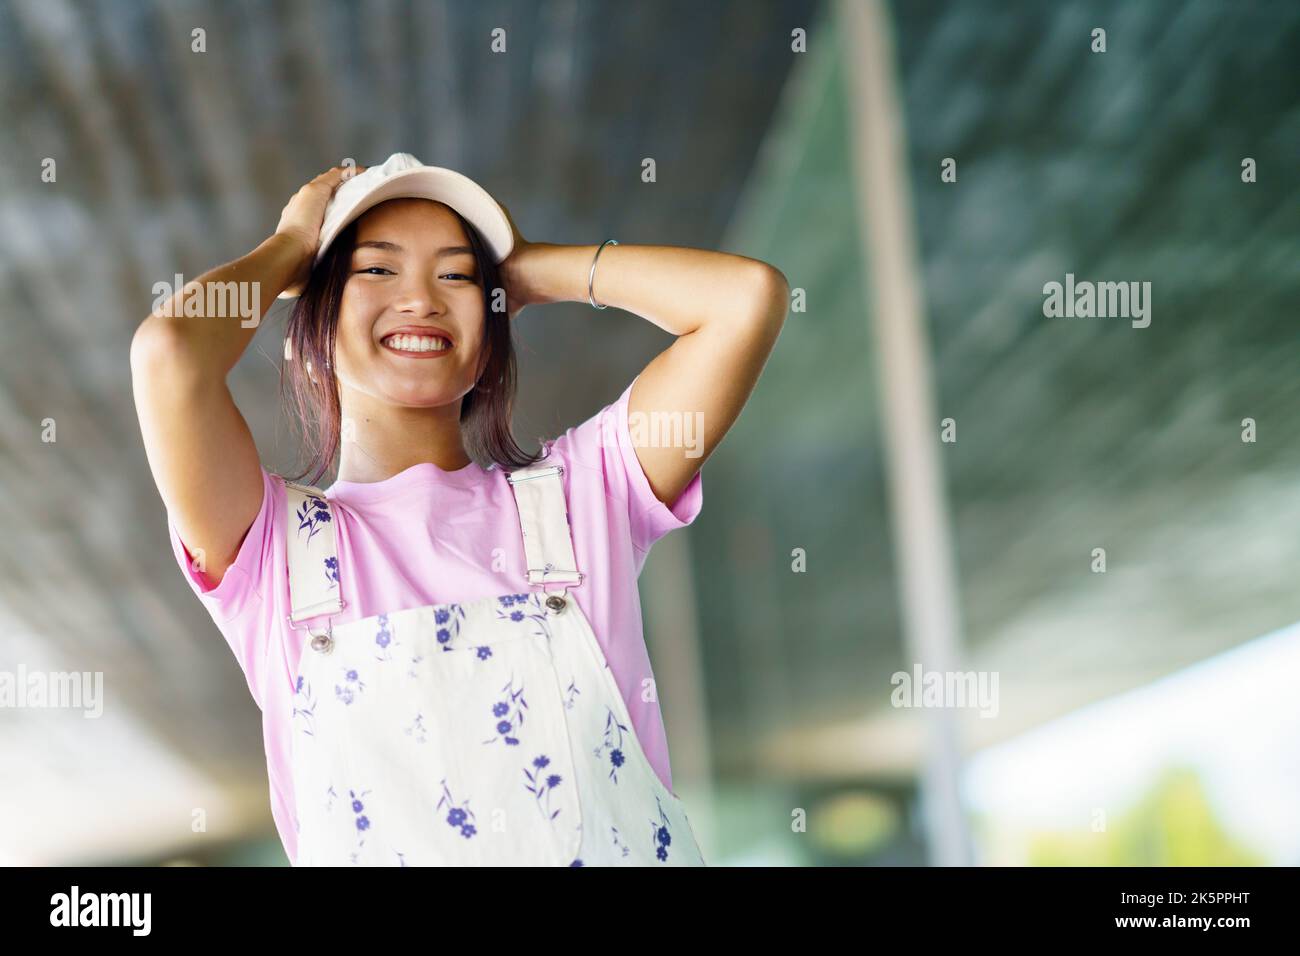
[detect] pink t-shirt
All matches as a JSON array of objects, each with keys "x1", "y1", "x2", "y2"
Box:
[{"x1": 165, "y1": 376, "x2": 703, "y2": 864}]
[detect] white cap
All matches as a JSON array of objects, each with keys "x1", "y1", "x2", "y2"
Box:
[{"x1": 278, "y1": 152, "x2": 514, "y2": 299}]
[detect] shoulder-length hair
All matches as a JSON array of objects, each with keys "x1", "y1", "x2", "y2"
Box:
[{"x1": 280, "y1": 202, "x2": 546, "y2": 486}]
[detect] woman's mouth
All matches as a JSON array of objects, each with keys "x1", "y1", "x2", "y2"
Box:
[{"x1": 381, "y1": 333, "x2": 454, "y2": 358}]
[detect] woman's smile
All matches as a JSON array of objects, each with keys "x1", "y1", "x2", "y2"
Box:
[{"x1": 380, "y1": 332, "x2": 455, "y2": 359}]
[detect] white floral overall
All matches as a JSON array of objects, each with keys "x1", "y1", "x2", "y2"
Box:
[{"x1": 284, "y1": 460, "x2": 706, "y2": 867}]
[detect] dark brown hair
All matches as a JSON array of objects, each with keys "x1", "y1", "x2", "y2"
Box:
[{"x1": 280, "y1": 200, "x2": 546, "y2": 486}]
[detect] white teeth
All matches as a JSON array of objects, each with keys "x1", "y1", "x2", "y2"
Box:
[{"x1": 383, "y1": 334, "x2": 451, "y2": 352}]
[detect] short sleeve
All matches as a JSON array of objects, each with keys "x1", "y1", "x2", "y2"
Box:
[
  {"x1": 552, "y1": 374, "x2": 704, "y2": 554},
  {"x1": 166, "y1": 466, "x2": 284, "y2": 707}
]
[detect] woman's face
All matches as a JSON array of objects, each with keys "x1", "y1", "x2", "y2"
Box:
[{"x1": 333, "y1": 197, "x2": 487, "y2": 409}]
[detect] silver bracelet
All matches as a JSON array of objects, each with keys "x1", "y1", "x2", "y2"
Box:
[{"x1": 587, "y1": 239, "x2": 619, "y2": 310}]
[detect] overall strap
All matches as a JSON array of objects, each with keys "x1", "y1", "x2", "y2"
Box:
[
  {"x1": 283, "y1": 481, "x2": 345, "y2": 625},
  {"x1": 505, "y1": 459, "x2": 584, "y2": 592}
]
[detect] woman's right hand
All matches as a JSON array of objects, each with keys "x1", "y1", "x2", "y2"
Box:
[{"x1": 275, "y1": 165, "x2": 366, "y2": 296}]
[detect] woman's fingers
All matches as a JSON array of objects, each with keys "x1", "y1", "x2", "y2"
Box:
[
  {"x1": 275, "y1": 163, "x2": 371, "y2": 294},
  {"x1": 321, "y1": 164, "x2": 368, "y2": 179}
]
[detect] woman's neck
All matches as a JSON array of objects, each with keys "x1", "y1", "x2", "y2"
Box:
[{"x1": 335, "y1": 395, "x2": 472, "y2": 484}]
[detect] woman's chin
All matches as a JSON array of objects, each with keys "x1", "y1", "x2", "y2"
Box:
[{"x1": 376, "y1": 379, "x2": 467, "y2": 410}]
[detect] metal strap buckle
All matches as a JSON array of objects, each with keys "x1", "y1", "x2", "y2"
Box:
[
  {"x1": 285, "y1": 599, "x2": 348, "y2": 633},
  {"x1": 527, "y1": 568, "x2": 584, "y2": 588},
  {"x1": 505, "y1": 464, "x2": 564, "y2": 484}
]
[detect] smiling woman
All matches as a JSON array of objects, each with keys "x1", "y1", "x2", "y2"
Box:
[
  {"x1": 129, "y1": 151, "x2": 786, "y2": 867},
  {"x1": 284, "y1": 195, "x2": 545, "y2": 489}
]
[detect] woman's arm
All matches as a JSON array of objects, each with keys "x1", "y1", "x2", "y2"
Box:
[
  {"x1": 135, "y1": 232, "x2": 307, "y2": 380},
  {"x1": 134, "y1": 166, "x2": 356, "y2": 379},
  {"x1": 503, "y1": 238, "x2": 790, "y2": 506},
  {"x1": 130, "y1": 166, "x2": 353, "y2": 587}
]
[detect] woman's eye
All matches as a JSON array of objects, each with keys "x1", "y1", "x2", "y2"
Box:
[{"x1": 353, "y1": 267, "x2": 474, "y2": 281}]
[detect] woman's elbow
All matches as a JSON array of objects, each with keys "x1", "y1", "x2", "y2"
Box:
[{"x1": 746, "y1": 263, "x2": 790, "y2": 329}]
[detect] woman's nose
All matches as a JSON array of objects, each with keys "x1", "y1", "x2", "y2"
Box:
[{"x1": 394, "y1": 272, "x2": 446, "y2": 315}]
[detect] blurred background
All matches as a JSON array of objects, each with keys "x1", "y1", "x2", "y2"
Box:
[{"x1": 0, "y1": 0, "x2": 1297, "y2": 865}]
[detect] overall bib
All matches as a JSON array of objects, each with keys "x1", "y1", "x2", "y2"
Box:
[{"x1": 284, "y1": 460, "x2": 707, "y2": 867}]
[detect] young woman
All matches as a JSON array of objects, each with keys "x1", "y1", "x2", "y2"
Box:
[{"x1": 130, "y1": 153, "x2": 788, "y2": 866}]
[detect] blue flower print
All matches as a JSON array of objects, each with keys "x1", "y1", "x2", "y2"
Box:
[
  {"x1": 323, "y1": 555, "x2": 339, "y2": 590},
  {"x1": 295, "y1": 494, "x2": 332, "y2": 546},
  {"x1": 351, "y1": 793, "x2": 370, "y2": 830},
  {"x1": 524, "y1": 754, "x2": 563, "y2": 821},
  {"x1": 434, "y1": 604, "x2": 467, "y2": 650},
  {"x1": 349, "y1": 789, "x2": 372, "y2": 836},
  {"x1": 570, "y1": 858, "x2": 584, "y2": 867},
  {"x1": 293, "y1": 676, "x2": 318, "y2": 736},
  {"x1": 375, "y1": 613, "x2": 398, "y2": 662},
  {"x1": 435, "y1": 780, "x2": 478, "y2": 839},
  {"x1": 342, "y1": 786, "x2": 376, "y2": 865},
  {"x1": 563, "y1": 678, "x2": 580, "y2": 710},
  {"x1": 403, "y1": 711, "x2": 428, "y2": 744},
  {"x1": 495, "y1": 593, "x2": 553, "y2": 641},
  {"x1": 655, "y1": 829, "x2": 671, "y2": 861},
  {"x1": 475, "y1": 646, "x2": 493, "y2": 660},
  {"x1": 595, "y1": 706, "x2": 629, "y2": 783},
  {"x1": 649, "y1": 797, "x2": 673, "y2": 863},
  {"x1": 610, "y1": 825, "x2": 631, "y2": 859},
  {"x1": 483, "y1": 675, "x2": 527, "y2": 746},
  {"x1": 335, "y1": 667, "x2": 365, "y2": 705}
]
